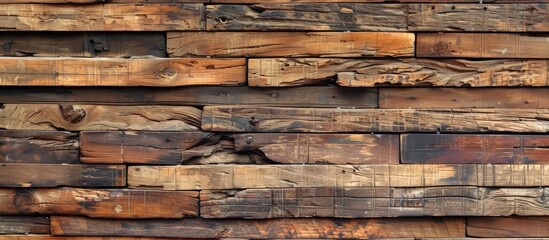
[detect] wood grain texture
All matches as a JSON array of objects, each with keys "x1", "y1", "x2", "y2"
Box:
[
  {"x1": 167, "y1": 32, "x2": 415, "y2": 57},
  {"x1": 0, "y1": 164, "x2": 125, "y2": 187},
  {"x1": 379, "y1": 88, "x2": 549, "y2": 109},
  {"x1": 0, "y1": 32, "x2": 165, "y2": 57},
  {"x1": 128, "y1": 164, "x2": 549, "y2": 190},
  {"x1": 0, "y1": 188, "x2": 197, "y2": 218},
  {"x1": 0, "y1": 130, "x2": 78, "y2": 164},
  {"x1": 402, "y1": 134, "x2": 549, "y2": 164},
  {"x1": 213, "y1": 0, "x2": 549, "y2": 2},
  {"x1": 417, "y1": 33, "x2": 549, "y2": 58},
  {"x1": 233, "y1": 133, "x2": 398, "y2": 164},
  {"x1": 0, "y1": 217, "x2": 50, "y2": 234},
  {"x1": 50, "y1": 216, "x2": 465, "y2": 238},
  {"x1": 202, "y1": 106, "x2": 549, "y2": 133},
  {"x1": 0, "y1": 104, "x2": 201, "y2": 131},
  {"x1": 468, "y1": 217, "x2": 549, "y2": 237},
  {"x1": 206, "y1": 4, "x2": 407, "y2": 31},
  {"x1": 0, "y1": 57, "x2": 245, "y2": 86},
  {"x1": 0, "y1": 236, "x2": 186, "y2": 240},
  {"x1": 0, "y1": 4, "x2": 203, "y2": 31}
]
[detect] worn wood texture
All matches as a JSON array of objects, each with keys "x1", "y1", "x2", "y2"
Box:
[
  {"x1": 213, "y1": 0, "x2": 549, "y2": 2},
  {"x1": 0, "y1": 237, "x2": 187, "y2": 240},
  {"x1": 0, "y1": 164, "x2": 125, "y2": 187},
  {"x1": 402, "y1": 134, "x2": 549, "y2": 164},
  {"x1": 0, "y1": 32, "x2": 165, "y2": 57},
  {"x1": 379, "y1": 88, "x2": 549, "y2": 109},
  {"x1": 202, "y1": 106, "x2": 549, "y2": 133},
  {"x1": 408, "y1": 4, "x2": 548, "y2": 32},
  {"x1": 0, "y1": 57, "x2": 245, "y2": 86},
  {"x1": 167, "y1": 32, "x2": 415, "y2": 57},
  {"x1": 128, "y1": 164, "x2": 549, "y2": 190},
  {"x1": 0, "y1": 4, "x2": 203, "y2": 31},
  {"x1": 51, "y1": 216, "x2": 465, "y2": 238},
  {"x1": 201, "y1": 187, "x2": 549, "y2": 218},
  {"x1": 0, "y1": 130, "x2": 78, "y2": 164},
  {"x1": 206, "y1": 4, "x2": 407, "y2": 31},
  {"x1": 468, "y1": 217, "x2": 549, "y2": 237},
  {"x1": 0, "y1": 188, "x2": 197, "y2": 218},
  {"x1": 417, "y1": 33, "x2": 549, "y2": 58},
  {"x1": 0, "y1": 217, "x2": 50, "y2": 234},
  {"x1": 233, "y1": 133, "x2": 398, "y2": 164},
  {"x1": 0, "y1": 104, "x2": 201, "y2": 131}
]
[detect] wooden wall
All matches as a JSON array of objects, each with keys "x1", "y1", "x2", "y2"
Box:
[{"x1": 0, "y1": 0, "x2": 548, "y2": 239}]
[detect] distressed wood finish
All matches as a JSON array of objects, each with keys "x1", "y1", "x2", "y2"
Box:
[
  {"x1": 0, "y1": 164, "x2": 125, "y2": 187},
  {"x1": 167, "y1": 32, "x2": 415, "y2": 57},
  {"x1": 468, "y1": 217, "x2": 549, "y2": 237},
  {"x1": 202, "y1": 106, "x2": 549, "y2": 133},
  {"x1": 0, "y1": 130, "x2": 78, "y2": 164},
  {"x1": 0, "y1": 217, "x2": 50, "y2": 234},
  {"x1": 50, "y1": 216, "x2": 465, "y2": 238},
  {"x1": 0, "y1": 188, "x2": 197, "y2": 218},
  {"x1": 417, "y1": 33, "x2": 549, "y2": 58},
  {"x1": 213, "y1": 0, "x2": 549, "y2": 2},
  {"x1": 0, "y1": 236, "x2": 187, "y2": 240},
  {"x1": 233, "y1": 133, "x2": 399, "y2": 164},
  {"x1": 0, "y1": 4, "x2": 203, "y2": 31},
  {"x1": 206, "y1": 4, "x2": 407, "y2": 31},
  {"x1": 402, "y1": 134, "x2": 549, "y2": 164},
  {"x1": 0, "y1": 104, "x2": 201, "y2": 131}
]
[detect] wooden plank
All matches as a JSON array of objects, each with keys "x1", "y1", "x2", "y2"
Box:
[
  {"x1": 249, "y1": 58, "x2": 548, "y2": 87},
  {"x1": 408, "y1": 4, "x2": 548, "y2": 32},
  {"x1": 402, "y1": 134, "x2": 549, "y2": 164},
  {"x1": 0, "y1": 104, "x2": 201, "y2": 131},
  {"x1": 233, "y1": 133, "x2": 399, "y2": 164},
  {"x1": 0, "y1": 164, "x2": 125, "y2": 187},
  {"x1": 167, "y1": 32, "x2": 415, "y2": 57},
  {"x1": 0, "y1": 32, "x2": 165, "y2": 57},
  {"x1": 468, "y1": 217, "x2": 549, "y2": 237},
  {"x1": 0, "y1": 57, "x2": 245, "y2": 86},
  {"x1": 202, "y1": 106, "x2": 549, "y2": 133},
  {"x1": 0, "y1": 236, "x2": 189, "y2": 240},
  {"x1": 0, "y1": 188, "x2": 197, "y2": 218},
  {"x1": 0, "y1": 130, "x2": 78, "y2": 164},
  {"x1": 206, "y1": 4, "x2": 407, "y2": 31},
  {"x1": 128, "y1": 164, "x2": 549, "y2": 190},
  {"x1": 0, "y1": 217, "x2": 50, "y2": 234},
  {"x1": 379, "y1": 88, "x2": 549, "y2": 109},
  {"x1": 213, "y1": 0, "x2": 548, "y2": 2},
  {"x1": 50, "y1": 216, "x2": 465, "y2": 238},
  {"x1": 417, "y1": 33, "x2": 549, "y2": 58},
  {"x1": 0, "y1": 4, "x2": 203, "y2": 31},
  {"x1": 0, "y1": 86, "x2": 378, "y2": 107}
]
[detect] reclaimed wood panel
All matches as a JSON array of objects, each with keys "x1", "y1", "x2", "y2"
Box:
[
  {"x1": 51, "y1": 216, "x2": 465, "y2": 238},
  {"x1": 0, "y1": 217, "x2": 50, "y2": 234},
  {"x1": 213, "y1": 0, "x2": 548, "y2": 2},
  {"x1": 206, "y1": 4, "x2": 407, "y2": 31},
  {"x1": 0, "y1": 104, "x2": 201, "y2": 131},
  {"x1": 167, "y1": 32, "x2": 415, "y2": 57},
  {"x1": 402, "y1": 134, "x2": 549, "y2": 164},
  {"x1": 379, "y1": 88, "x2": 549, "y2": 109},
  {"x1": 417, "y1": 33, "x2": 549, "y2": 58},
  {"x1": 0, "y1": 32, "x2": 165, "y2": 57},
  {"x1": 0, "y1": 4, "x2": 203, "y2": 31},
  {"x1": 0, "y1": 188, "x2": 197, "y2": 218},
  {"x1": 0, "y1": 236, "x2": 188, "y2": 240},
  {"x1": 0, "y1": 58, "x2": 245, "y2": 86},
  {"x1": 468, "y1": 217, "x2": 549, "y2": 237},
  {"x1": 0, "y1": 130, "x2": 78, "y2": 164},
  {"x1": 202, "y1": 106, "x2": 549, "y2": 133},
  {"x1": 233, "y1": 133, "x2": 398, "y2": 164},
  {"x1": 0, "y1": 164, "x2": 125, "y2": 187}
]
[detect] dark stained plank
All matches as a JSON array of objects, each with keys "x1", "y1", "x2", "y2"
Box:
[
  {"x1": 233, "y1": 133, "x2": 399, "y2": 164},
  {"x1": 206, "y1": 4, "x2": 407, "y2": 31},
  {"x1": 0, "y1": 104, "x2": 201, "y2": 131},
  {"x1": 416, "y1": 33, "x2": 549, "y2": 58},
  {"x1": 0, "y1": 217, "x2": 50, "y2": 234},
  {"x1": 51, "y1": 216, "x2": 466, "y2": 238},
  {"x1": 468, "y1": 217, "x2": 549, "y2": 237},
  {"x1": 213, "y1": 0, "x2": 548, "y2": 2},
  {"x1": 379, "y1": 88, "x2": 549, "y2": 109},
  {"x1": 0, "y1": 188, "x2": 197, "y2": 218},
  {"x1": 402, "y1": 134, "x2": 549, "y2": 164},
  {"x1": 167, "y1": 32, "x2": 415, "y2": 57},
  {"x1": 0, "y1": 236, "x2": 190, "y2": 240},
  {"x1": 0, "y1": 32, "x2": 165, "y2": 57},
  {"x1": 202, "y1": 106, "x2": 549, "y2": 133},
  {"x1": 0, "y1": 130, "x2": 78, "y2": 164}
]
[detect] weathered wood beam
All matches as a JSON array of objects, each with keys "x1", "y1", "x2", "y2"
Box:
[
  {"x1": 0, "y1": 217, "x2": 50, "y2": 234},
  {"x1": 467, "y1": 217, "x2": 549, "y2": 237},
  {"x1": 0, "y1": 130, "x2": 78, "y2": 164},
  {"x1": 212, "y1": 0, "x2": 548, "y2": 3}
]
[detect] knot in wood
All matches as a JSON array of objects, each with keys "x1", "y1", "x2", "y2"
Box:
[
  {"x1": 433, "y1": 41, "x2": 450, "y2": 55},
  {"x1": 59, "y1": 105, "x2": 87, "y2": 124},
  {"x1": 245, "y1": 136, "x2": 254, "y2": 144},
  {"x1": 156, "y1": 66, "x2": 177, "y2": 80},
  {"x1": 14, "y1": 189, "x2": 36, "y2": 213}
]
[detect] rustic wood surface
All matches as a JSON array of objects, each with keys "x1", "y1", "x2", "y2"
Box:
[
  {"x1": 467, "y1": 217, "x2": 549, "y2": 237},
  {"x1": 0, "y1": 236, "x2": 189, "y2": 240},
  {"x1": 167, "y1": 32, "x2": 415, "y2": 57},
  {"x1": 0, "y1": 130, "x2": 78, "y2": 164},
  {"x1": 212, "y1": 0, "x2": 549, "y2": 2},
  {"x1": 0, "y1": 104, "x2": 201, "y2": 131},
  {"x1": 0, "y1": 217, "x2": 50, "y2": 234}
]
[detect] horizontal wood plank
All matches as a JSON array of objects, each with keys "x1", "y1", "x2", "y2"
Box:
[
  {"x1": 167, "y1": 32, "x2": 415, "y2": 57},
  {"x1": 0, "y1": 236, "x2": 185, "y2": 240},
  {"x1": 213, "y1": 0, "x2": 548, "y2": 2},
  {"x1": 0, "y1": 217, "x2": 50, "y2": 234},
  {"x1": 468, "y1": 217, "x2": 549, "y2": 237},
  {"x1": 0, "y1": 104, "x2": 201, "y2": 131},
  {"x1": 0, "y1": 130, "x2": 78, "y2": 164}
]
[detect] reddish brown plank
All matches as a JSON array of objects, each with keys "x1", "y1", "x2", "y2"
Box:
[
  {"x1": 0, "y1": 217, "x2": 50, "y2": 234},
  {"x1": 0, "y1": 130, "x2": 78, "y2": 164},
  {"x1": 468, "y1": 217, "x2": 549, "y2": 237}
]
